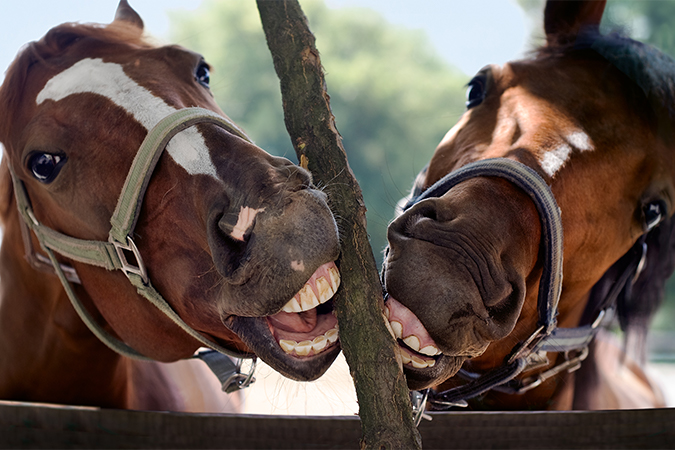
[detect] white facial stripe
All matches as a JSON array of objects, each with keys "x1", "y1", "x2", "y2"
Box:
[
  {"x1": 567, "y1": 131, "x2": 593, "y2": 151},
  {"x1": 36, "y1": 58, "x2": 218, "y2": 178},
  {"x1": 540, "y1": 131, "x2": 594, "y2": 177},
  {"x1": 541, "y1": 143, "x2": 572, "y2": 177}
]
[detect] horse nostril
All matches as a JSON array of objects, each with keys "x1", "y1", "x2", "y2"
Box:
[
  {"x1": 218, "y1": 206, "x2": 263, "y2": 243},
  {"x1": 209, "y1": 211, "x2": 254, "y2": 280},
  {"x1": 415, "y1": 202, "x2": 438, "y2": 222}
]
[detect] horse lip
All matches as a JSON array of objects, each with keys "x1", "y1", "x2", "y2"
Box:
[
  {"x1": 403, "y1": 354, "x2": 468, "y2": 391},
  {"x1": 226, "y1": 315, "x2": 341, "y2": 381}
]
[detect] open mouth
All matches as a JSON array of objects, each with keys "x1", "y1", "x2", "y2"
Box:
[
  {"x1": 267, "y1": 262, "x2": 341, "y2": 358},
  {"x1": 385, "y1": 296, "x2": 442, "y2": 370}
]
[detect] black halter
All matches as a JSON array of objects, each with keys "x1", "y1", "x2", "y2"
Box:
[{"x1": 394, "y1": 158, "x2": 647, "y2": 422}]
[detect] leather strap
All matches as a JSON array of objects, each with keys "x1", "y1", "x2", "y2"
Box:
[{"x1": 11, "y1": 107, "x2": 254, "y2": 361}]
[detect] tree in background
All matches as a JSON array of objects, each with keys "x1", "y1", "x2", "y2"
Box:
[{"x1": 169, "y1": 0, "x2": 467, "y2": 263}]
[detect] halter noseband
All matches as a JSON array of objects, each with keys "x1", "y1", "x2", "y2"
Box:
[
  {"x1": 10, "y1": 107, "x2": 257, "y2": 393},
  {"x1": 400, "y1": 158, "x2": 629, "y2": 421}
]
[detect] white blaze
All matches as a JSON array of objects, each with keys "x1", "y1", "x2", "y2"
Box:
[
  {"x1": 36, "y1": 58, "x2": 218, "y2": 178},
  {"x1": 540, "y1": 130, "x2": 594, "y2": 177},
  {"x1": 541, "y1": 143, "x2": 572, "y2": 177}
]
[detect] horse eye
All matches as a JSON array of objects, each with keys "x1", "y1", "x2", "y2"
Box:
[
  {"x1": 466, "y1": 75, "x2": 487, "y2": 109},
  {"x1": 643, "y1": 201, "x2": 666, "y2": 232},
  {"x1": 28, "y1": 152, "x2": 66, "y2": 183},
  {"x1": 195, "y1": 62, "x2": 210, "y2": 87}
]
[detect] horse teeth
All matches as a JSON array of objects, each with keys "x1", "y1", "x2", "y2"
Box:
[
  {"x1": 281, "y1": 271, "x2": 338, "y2": 314},
  {"x1": 328, "y1": 266, "x2": 340, "y2": 291},
  {"x1": 312, "y1": 335, "x2": 328, "y2": 352},
  {"x1": 295, "y1": 340, "x2": 312, "y2": 356},
  {"x1": 325, "y1": 327, "x2": 339, "y2": 344},
  {"x1": 410, "y1": 354, "x2": 428, "y2": 369},
  {"x1": 383, "y1": 315, "x2": 397, "y2": 340},
  {"x1": 278, "y1": 326, "x2": 339, "y2": 356},
  {"x1": 316, "y1": 276, "x2": 334, "y2": 303},
  {"x1": 282, "y1": 297, "x2": 303, "y2": 313},
  {"x1": 299, "y1": 285, "x2": 320, "y2": 310},
  {"x1": 399, "y1": 350, "x2": 412, "y2": 364},
  {"x1": 389, "y1": 321, "x2": 403, "y2": 339},
  {"x1": 403, "y1": 335, "x2": 421, "y2": 352},
  {"x1": 279, "y1": 339, "x2": 296, "y2": 353},
  {"x1": 419, "y1": 345, "x2": 442, "y2": 356}
]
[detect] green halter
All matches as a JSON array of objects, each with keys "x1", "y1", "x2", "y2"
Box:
[{"x1": 10, "y1": 107, "x2": 255, "y2": 365}]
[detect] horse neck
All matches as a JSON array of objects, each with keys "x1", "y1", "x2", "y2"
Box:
[{"x1": 0, "y1": 204, "x2": 132, "y2": 408}]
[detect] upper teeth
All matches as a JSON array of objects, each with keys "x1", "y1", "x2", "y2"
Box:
[
  {"x1": 389, "y1": 319, "x2": 442, "y2": 357},
  {"x1": 281, "y1": 266, "x2": 340, "y2": 313}
]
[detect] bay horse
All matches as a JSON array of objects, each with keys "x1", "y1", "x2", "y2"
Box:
[
  {"x1": 382, "y1": 0, "x2": 675, "y2": 410},
  {"x1": 0, "y1": 1, "x2": 342, "y2": 411}
]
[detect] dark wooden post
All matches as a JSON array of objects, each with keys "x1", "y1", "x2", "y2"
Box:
[{"x1": 256, "y1": 1, "x2": 421, "y2": 449}]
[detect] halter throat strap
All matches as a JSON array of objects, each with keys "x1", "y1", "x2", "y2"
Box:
[{"x1": 10, "y1": 107, "x2": 254, "y2": 370}]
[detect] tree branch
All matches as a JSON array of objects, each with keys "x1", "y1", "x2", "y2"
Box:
[{"x1": 256, "y1": 1, "x2": 421, "y2": 449}]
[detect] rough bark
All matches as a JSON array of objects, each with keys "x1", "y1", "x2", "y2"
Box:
[{"x1": 256, "y1": 1, "x2": 421, "y2": 449}]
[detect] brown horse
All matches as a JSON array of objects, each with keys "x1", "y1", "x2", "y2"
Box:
[
  {"x1": 0, "y1": 1, "x2": 342, "y2": 411},
  {"x1": 383, "y1": 0, "x2": 675, "y2": 410}
]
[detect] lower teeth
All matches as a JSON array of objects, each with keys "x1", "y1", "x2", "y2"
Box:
[
  {"x1": 279, "y1": 327, "x2": 339, "y2": 356},
  {"x1": 398, "y1": 347, "x2": 436, "y2": 369}
]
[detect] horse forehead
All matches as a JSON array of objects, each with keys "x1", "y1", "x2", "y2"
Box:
[
  {"x1": 496, "y1": 88, "x2": 595, "y2": 176},
  {"x1": 36, "y1": 57, "x2": 218, "y2": 178}
]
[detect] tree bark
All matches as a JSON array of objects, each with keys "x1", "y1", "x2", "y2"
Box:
[{"x1": 256, "y1": 1, "x2": 421, "y2": 449}]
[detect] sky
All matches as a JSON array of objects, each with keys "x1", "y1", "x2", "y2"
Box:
[{"x1": 0, "y1": 0, "x2": 532, "y2": 83}]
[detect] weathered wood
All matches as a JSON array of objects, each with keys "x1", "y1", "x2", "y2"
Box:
[
  {"x1": 2, "y1": 401, "x2": 675, "y2": 449},
  {"x1": 255, "y1": 1, "x2": 421, "y2": 449}
]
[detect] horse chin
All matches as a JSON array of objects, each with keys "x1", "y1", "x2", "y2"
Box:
[
  {"x1": 227, "y1": 316, "x2": 341, "y2": 381},
  {"x1": 403, "y1": 355, "x2": 468, "y2": 391}
]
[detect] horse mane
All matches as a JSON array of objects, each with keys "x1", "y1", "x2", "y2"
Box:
[
  {"x1": 0, "y1": 21, "x2": 154, "y2": 226},
  {"x1": 541, "y1": 30, "x2": 675, "y2": 363},
  {"x1": 537, "y1": 29, "x2": 675, "y2": 137}
]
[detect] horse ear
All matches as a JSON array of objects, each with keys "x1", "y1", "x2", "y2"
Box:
[
  {"x1": 544, "y1": 0, "x2": 606, "y2": 45},
  {"x1": 113, "y1": 0, "x2": 144, "y2": 31}
]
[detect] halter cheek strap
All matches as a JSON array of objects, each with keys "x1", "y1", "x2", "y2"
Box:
[
  {"x1": 406, "y1": 158, "x2": 647, "y2": 418},
  {"x1": 10, "y1": 107, "x2": 257, "y2": 392}
]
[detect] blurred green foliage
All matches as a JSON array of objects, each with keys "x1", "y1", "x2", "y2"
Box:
[{"x1": 169, "y1": 0, "x2": 468, "y2": 264}]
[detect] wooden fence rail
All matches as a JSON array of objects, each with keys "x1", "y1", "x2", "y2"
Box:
[{"x1": 2, "y1": 401, "x2": 674, "y2": 449}]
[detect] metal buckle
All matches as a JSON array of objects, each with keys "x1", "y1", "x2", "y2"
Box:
[
  {"x1": 410, "y1": 389, "x2": 433, "y2": 426},
  {"x1": 111, "y1": 236, "x2": 148, "y2": 284},
  {"x1": 507, "y1": 325, "x2": 546, "y2": 364},
  {"x1": 222, "y1": 358, "x2": 257, "y2": 393},
  {"x1": 515, "y1": 346, "x2": 589, "y2": 394},
  {"x1": 632, "y1": 242, "x2": 648, "y2": 284}
]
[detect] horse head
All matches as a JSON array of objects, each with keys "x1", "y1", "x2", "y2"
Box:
[
  {"x1": 382, "y1": 0, "x2": 675, "y2": 408},
  {"x1": 0, "y1": 1, "x2": 341, "y2": 387}
]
